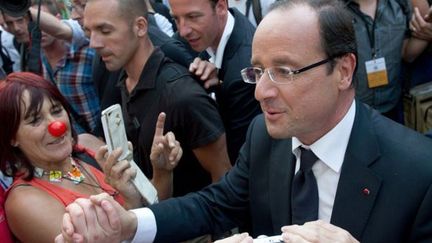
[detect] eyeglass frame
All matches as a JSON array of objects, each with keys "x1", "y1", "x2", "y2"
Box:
[{"x1": 241, "y1": 57, "x2": 335, "y2": 85}]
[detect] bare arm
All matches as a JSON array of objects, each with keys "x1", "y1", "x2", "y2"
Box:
[
  {"x1": 193, "y1": 133, "x2": 232, "y2": 182},
  {"x1": 5, "y1": 186, "x2": 66, "y2": 243},
  {"x1": 403, "y1": 1, "x2": 430, "y2": 62},
  {"x1": 29, "y1": 6, "x2": 73, "y2": 42}
]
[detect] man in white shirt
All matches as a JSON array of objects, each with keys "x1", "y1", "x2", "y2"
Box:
[
  {"x1": 55, "y1": 0, "x2": 432, "y2": 242},
  {"x1": 171, "y1": 0, "x2": 261, "y2": 164}
]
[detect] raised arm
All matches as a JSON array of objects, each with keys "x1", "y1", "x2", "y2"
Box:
[
  {"x1": 150, "y1": 112, "x2": 182, "y2": 200},
  {"x1": 29, "y1": 6, "x2": 73, "y2": 42}
]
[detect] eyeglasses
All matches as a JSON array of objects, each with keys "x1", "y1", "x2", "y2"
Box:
[{"x1": 241, "y1": 57, "x2": 333, "y2": 85}]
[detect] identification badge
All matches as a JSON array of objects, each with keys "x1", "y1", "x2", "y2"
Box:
[{"x1": 365, "y1": 57, "x2": 388, "y2": 88}]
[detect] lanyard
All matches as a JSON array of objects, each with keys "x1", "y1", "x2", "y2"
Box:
[{"x1": 349, "y1": 1, "x2": 380, "y2": 58}]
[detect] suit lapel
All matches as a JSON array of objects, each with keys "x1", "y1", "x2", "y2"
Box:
[
  {"x1": 269, "y1": 139, "x2": 294, "y2": 232},
  {"x1": 331, "y1": 102, "x2": 382, "y2": 239}
]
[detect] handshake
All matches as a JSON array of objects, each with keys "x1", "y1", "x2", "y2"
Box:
[{"x1": 0, "y1": 0, "x2": 31, "y2": 17}]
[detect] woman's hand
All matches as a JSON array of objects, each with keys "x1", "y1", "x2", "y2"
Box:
[{"x1": 96, "y1": 144, "x2": 141, "y2": 209}]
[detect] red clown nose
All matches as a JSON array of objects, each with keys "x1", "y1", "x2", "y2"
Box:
[{"x1": 48, "y1": 121, "x2": 67, "y2": 137}]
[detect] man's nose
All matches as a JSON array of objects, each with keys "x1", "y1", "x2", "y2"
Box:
[
  {"x1": 177, "y1": 19, "x2": 192, "y2": 38},
  {"x1": 254, "y1": 70, "x2": 276, "y2": 101},
  {"x1": 89, "y1": 33, "x2": 103, "y2": 49}
]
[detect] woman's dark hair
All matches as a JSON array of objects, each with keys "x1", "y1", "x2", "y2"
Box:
[{"x1": 0, "y1": 72, "x2": 77, "y2": 180}]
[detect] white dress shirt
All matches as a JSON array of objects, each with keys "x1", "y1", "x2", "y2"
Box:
[
  {"x1": 132, "y1": 100, "x2": 356, "y2": 242},
  {"x1": 206, "y1": 12, "x2": 235, "y2": 69},
  {"x1": 292, "y1": 100, "x2": 356, "y2": 222}
]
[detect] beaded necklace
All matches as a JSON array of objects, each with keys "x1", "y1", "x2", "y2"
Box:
[
  {"x1": 34, "y1": 158, "x2": 84, "y2": 183},
  {"x1": 33, "y1": 158, "x2": 119, "y2": 196}
]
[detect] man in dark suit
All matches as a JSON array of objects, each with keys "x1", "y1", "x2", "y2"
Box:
[
  {"x1": 56, "y1": 0, "x2": 432, "y2": 242},
  {"x1": 170, "y1": 0, "x2": 262, "y2": 163}
]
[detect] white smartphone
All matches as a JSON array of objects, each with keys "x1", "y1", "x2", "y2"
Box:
[{"x1": 101, "y1": 104, "x2": 158, "y2": 205}]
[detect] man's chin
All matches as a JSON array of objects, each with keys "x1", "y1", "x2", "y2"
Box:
[
  {"x1": 264, "y1": 119, "x2": 291, "y2": 139},
  {"x1": 104, "y1": 62, "x2": 122, "y2": 72}
]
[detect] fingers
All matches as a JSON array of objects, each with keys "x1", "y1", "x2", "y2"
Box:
[
  {"x1": 73, "y1": 198, "x2": 100, "y2": 237},
  {"x1": 165, "y1": 131, "x2": 176, "y2": 148},
  {"x1": 189, "y1": 57, "x2": 206, "y2": 76},
  {"x1": 62, "y1": 213, "x2": 75, "y2": 237},
  {"x1": 57, "y1": 213, "x2": 80, "y2": 243},
  {"x1": 63, "y1": 195, "x2": 123, "y2": 243},
  {"x1": 214, "y1": 233, "x2": 253, "y2": 243},
  {"x1": 89, "y1": 192, "x2": 115, "y2": 206},
  {"x1": 282, "y1": 224, "x2": 317, "y2": 242},
  {"x1": 54, "y1": 234, "x2": 65, "y2": 243},
  {"x1": 281, "y1": 220, "x2": 359, "y2": 243},
  {"x1": 203, "y1": 78, "x2": 221, "y2": 89},
  {"x1": 108, "y1": 159, "x2": 132, "y2": 182},
  {"x1": 95, "y1": 145, "x2": 109, "y2": 168},
  {"x1": 282, "y1": 233, "x2": 308, "y2": 243},
  {"x1": 150, "y1": 142, "x2": 165, "y2": 162},
  {"x1": 425, "y1": 5, "x2": 432, "y2": 22},
  {"x1": 189, "y1": 58, "x2": 219, "y2": 88},
  {"x1": 127, "y1": 141, "x2": 133, "y2": 151},
  {"x1": 170, "y1": 141, "x2": 182, "y2": 166},
  {"x1": 411, "y1": 7, "x2": 424, "y2": 32},
  {"x1": 200, "y1": 62, "x2": 217, "y2": 81},
  {"x1": 103, "y1": 148, "x2": 123, "y2": 178},
  {"x1": 65, "y1": 202, "x2": 87, "y2": 237},
  {"x1": 99, "y1": 199, "x2": 121, "y2": 232},
  {"x1": 154, "y1": 112, "x2": 166, "y2": 138}
]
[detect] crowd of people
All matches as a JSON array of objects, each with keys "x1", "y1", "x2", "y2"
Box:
[{"x1": 0, "y1": 0, "x2": 431, "y2": 243}]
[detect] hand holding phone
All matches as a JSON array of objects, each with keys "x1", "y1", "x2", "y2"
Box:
[{"x1": 101, "y1": 104, "x2": 158, "y2": 205}]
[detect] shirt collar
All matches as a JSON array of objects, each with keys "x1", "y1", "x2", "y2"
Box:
[
  {"x1": 292, "y1": 100, "x2": 356, "y2": 173},
  {"x1": 117, "y1": 48, "x2": 164, "y2": 93},
  {"x1": 206, "y1": 11, "x2": 235, "y2": 69}
]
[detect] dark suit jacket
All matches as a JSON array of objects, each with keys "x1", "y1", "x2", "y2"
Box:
[
  {"x1": 215, "y1": 8, "x2": 261, "y2": 163},
  {"x1": 150, "y1": 101, "x2": 432, "y2": 243}
]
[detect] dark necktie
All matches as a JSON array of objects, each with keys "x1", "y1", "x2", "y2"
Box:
[{"x1": 291, "y1": 147, "x2": 319, "y2": 225}]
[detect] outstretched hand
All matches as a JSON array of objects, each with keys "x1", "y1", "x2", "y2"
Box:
[{"x1": 54, "y1": 193, "x2": 126, "y2": 243}]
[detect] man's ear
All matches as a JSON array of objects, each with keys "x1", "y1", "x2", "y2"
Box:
[
  {"x1": 135, "y1": 16, "x2": 148, "y2": 37},
  {"x1": 215, "y1": 0, "x2": 228, "y2": 15},
  {"x1": 337, "y1": 53, "x2": 356, "y2": 90}
]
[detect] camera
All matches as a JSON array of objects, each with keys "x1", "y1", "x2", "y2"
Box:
[{"x1": 0, "y1": 0, "x2": 31, "y2": 17}]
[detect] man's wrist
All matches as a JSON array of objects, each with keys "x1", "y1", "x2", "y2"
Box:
[{"x1": 124, "y1": 210, "x2": 138, "y2": 241}]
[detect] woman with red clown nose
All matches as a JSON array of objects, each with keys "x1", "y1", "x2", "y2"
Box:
[{"x1": 0, "y1": 72, "x2": 181, "y2": 243}]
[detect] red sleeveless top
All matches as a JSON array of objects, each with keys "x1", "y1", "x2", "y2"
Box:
[
  {"x1": 8, "y1": 162, "x2": 125, "y2": 206},
  {"x1": 0, "y1": 185, "x2": 13, "y2": 243}
]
